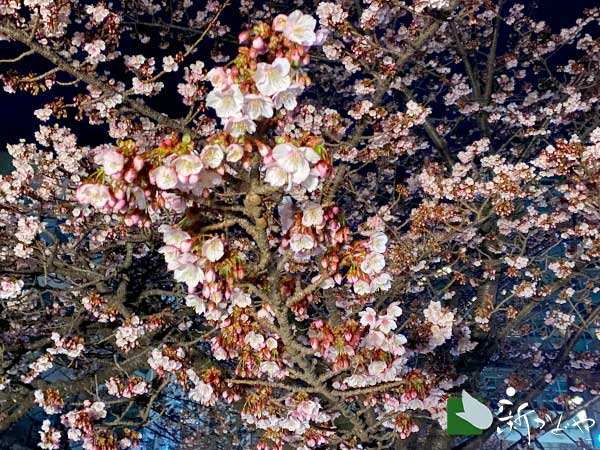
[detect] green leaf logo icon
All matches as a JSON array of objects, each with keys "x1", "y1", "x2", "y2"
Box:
[{"x1": 447, "y1": 390, "x2": 493, "y2": 436}]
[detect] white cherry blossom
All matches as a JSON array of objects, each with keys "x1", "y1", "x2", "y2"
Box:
[
  {"x1": 189, "y1": 380, "x2": 214, "y2": 405},
  {"x1": 226, "y1": 143, "x2": 244, "y2": 163},
  {"x1": 152, "y1": 166, "x2": 178, "y2": 190},
  {"x1": 360, "y1": 252, "x2": 386, "y2": 275},
  {"x1": 368, "y1": 360, "x2": 387, "y2": 376},
  {"x1": 162, "y1": 56, "x2": 178, "y2": 72},
  {"x1": 271, "y1": 143, "x2": 320, "y2": 186},
  {"x1": 371, "y1": 273, "x2": 392, "y2": 292},
  {"x1": 376, "y1": 315, "x2": 397, "y2": 334},
  {"x1": 302, "y1": 202, "x2": 324, "y2": 227},
  {"x1": 95, "y1": 149, "x2": 124, "y2": 176},
  {"x1": 174, "y1": 154, "x2": 203, "y2": 177},
  {"x1": 386, "y1": 302, "x2": 403, "y2": 317},
  {"x1": 368, "y1": 231, "x2": 388, "y2": 253},
  {"x1": 159, "y1": 225, "x2": 191, "y2": 249},
  {"x1": 289, "y1": 233, "x2": 315, "y2": 252},
  {"x1": 232, "y1": 289, "x2": 252, "y2": 308},
  {"x1": 244, "y1": 331, "x2": 265, "y2": 350},
  {"x1": 264, "y1": 165, "x2": 288, "y2": 187},
  {"x1": 200, "y1": 144, "x2": 225, "y2": 168},
  {"x1": 173, "y1": 258, "x2": 204, "y2": 289},
  {"x1": 353, "y1": 279, "x2": 371, "y2": 295},
  {"x1": 273, "y1": 84, "x2": 304, "y2": 110},
  {"x1": 75, "y1": 184, "x2": 111, "y2": 209},
  {"x1": 243, "y1": 94, "x2": 274, "y2": 120},
  {"x1": 223, "y1": 115, "x2": 257, "y2": 137},
  {"x1": 359, "y1": 307, "x2": 377, "y2": 327},
  {"x1": 206, "y1": 67, "x2": 229, "y2": 90},
  {"x1": 205, "y1": 84, "x2": 244, "y2": 118},
  {"x1": 283, "y1": 10, "x2": 317, "y2": 45},
  {"x1": 202, "y1": 237, "x2": 224, "y2": 262},
  {"x1": 254, "y1": 58, "x2": 291, "y2": 97},
  {"x1": 185, "y1": 294, "x2": 206, "y2": 315}
]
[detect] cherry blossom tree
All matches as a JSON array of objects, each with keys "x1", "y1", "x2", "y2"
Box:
[{"x1": 0, "y1": 1, "x2": 599, "y2": 449}]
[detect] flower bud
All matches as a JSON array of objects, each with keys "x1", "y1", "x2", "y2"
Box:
[
  {"x1": 314, "y1": 30, "x2": 328, "y2": 46},
  {"x1": 252, "y1": 37, "x2": 265, "y2": 50},
  {"x1": 272, "y1": 14, "x2": 287, "y2": 32},
  {"x1": 114, "y1": 189, "x2": 125, "y2": 200},
  {"x1": 115, "y1": 199, "x2": 127, "y2": 211},
  {"x1": 316, "y1": 161, "x2": 329, "y2": 177},
  {"x1": 133, "y1": 156, "x2": 145, "y2": 171},
  {"x1": 124, "y1": 168, "x2": 137, "y2": 183},
  {"x1": 205, "y1": 268, "x2": 216, "y2": 283},
  {"x1": 238, "y1": 30, "x2": 250, "y2": 44}
]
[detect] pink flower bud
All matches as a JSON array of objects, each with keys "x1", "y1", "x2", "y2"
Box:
[
  {"x1": 314, "y1": 30, "x2": 328, "y2": 46},
  {"x1": 124, "y1": 168, "x2": 137, "y2": 183},
  {"x1": 272, "y1": 14, "x2": 287, "y2": 31},
  {"x1": 310, "y1": 337, "x2": 319, "y2": 349},
  {"x1": 316, "y1": 161, "x2": 329, "y2": 177},
  {"x1": 205, "y1": 268, "x2": 215, "y2": 283},
  {"x1": 133, "y1": 156, "x2": 145, "y2": 171},
  {"x1": 238, "y1": 30, "x2": 250, "y2": 44},
  {"x1": 252, "y1": 37, "x2": 264, "y2": 50},
  {"x1": 115, "y1": 199, "x2": 127, "y2": 211},
  {"x1": 258, "y1": 144, "x2": 270, "y2": 157},
  {"x1": 236, "y1": 267, "x2": 245, "y2": 279},
  {"x1": 248, "y1": 47, "x2": 258, "y2": 59}
]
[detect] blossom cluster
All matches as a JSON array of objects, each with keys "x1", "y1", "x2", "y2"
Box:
[{"x1": 105, "y1": 376, "x2": 149, "y2": 398}]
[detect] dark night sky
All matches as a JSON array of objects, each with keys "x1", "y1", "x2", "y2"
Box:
[{"x1": 0, "y1": 0, "x2": 597, "y2": 169}]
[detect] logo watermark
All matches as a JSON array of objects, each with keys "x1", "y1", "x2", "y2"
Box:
[{"x1": 447, "y1": 388, "x2": 596, "y2": 445}]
